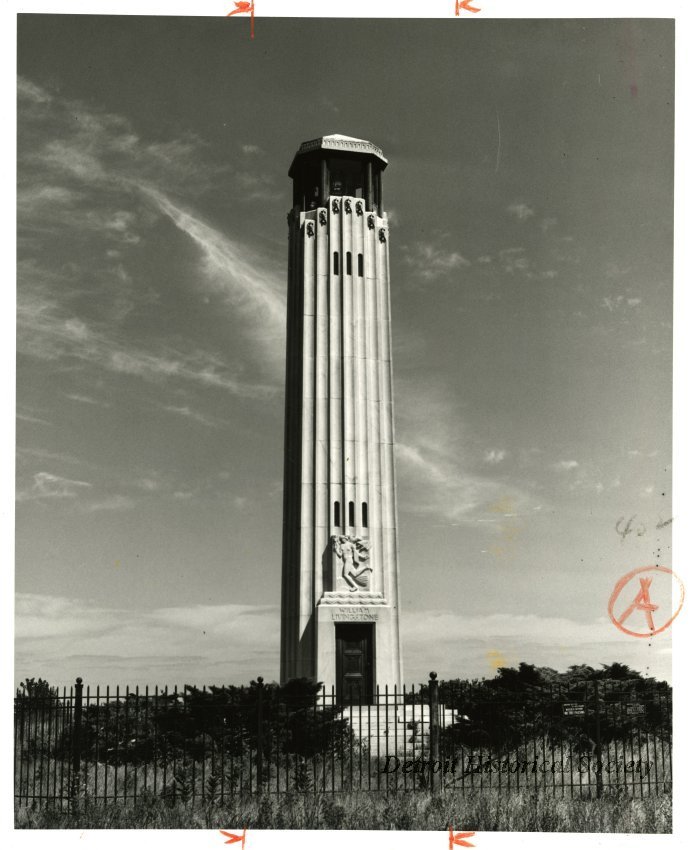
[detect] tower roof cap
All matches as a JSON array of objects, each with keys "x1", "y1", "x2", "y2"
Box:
[{"x1": 289, "y1": 134, "x2": 387, "y2": 176}]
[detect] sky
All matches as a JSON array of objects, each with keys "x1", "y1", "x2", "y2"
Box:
[{"x1": 15, "y1": 15, "x2": 676, "y2": 689}]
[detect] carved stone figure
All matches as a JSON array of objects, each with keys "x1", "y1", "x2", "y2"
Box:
[
  {"x1": 332, "y1": 198, "x2": 340, "y2": 214},
  {"x1": 344, "y1": 198, "x2": 352, "y2": 214},
  {"x1": 379, "y1": 227, "x2": 387, "y2": 243},
  {"x1": 367, "y1": 214, "x2": 375, "y2": 230},
  {"x1": 306, "y1": 221, "x2": 315, "y2": 237},
  {"x1": 331, "y1": 535, "x2": 373, "y2": 591},
  {"x1": 319, "y1": 209, "x2": 327, "y2": 226},
  {"x1": 355, "y1": 201, "x2": 364, "y2": 216}
]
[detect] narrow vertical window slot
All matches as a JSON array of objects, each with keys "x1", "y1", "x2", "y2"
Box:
[
  {"x1": 333, "y1": 252, "x2": 339, "y2": 275},
  {"x1": 362, "y1": 502, "x2": 368, "y2": 528},
  {"x1": 346, "y1": 252, "x2": 352, "y2": 276},
  {"x1": 348, "y1": 501, "x2": 355, "y2": 528},
  {"x1": 334, "y1": 501, "x2": 340, "y2": 528},
  {"x1": 358, "y1": 253, "x2": 364, "y2": 277}
]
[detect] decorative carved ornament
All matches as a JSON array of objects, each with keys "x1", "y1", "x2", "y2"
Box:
[
  {"x1": 379, "y1": 227, "x2": 387, "y2": 243},
  {"x1": 320, "y1": 591, "x2": 386, "y2": 605},
  {"x1": 332, "y1": 199, "x2": 340, "y2": 214},
  {"x1": 319, "y1": 209, "x2": 327, "y2": 226},
  {"x1": 344, "y1": 198, "x2": 352, "y2": 214},
  {"x1": 306, "y1": 221, "x2": 315, "y2": 237},
  {"x1": 356, "y1": 201, "x2": 364, "y2": 216},
  {"x1": 331, "y1": 534, "x2": 372, "y2": 591},
  {"x1": 367, "y1": 215, "x2": 375, "y2": 230}
]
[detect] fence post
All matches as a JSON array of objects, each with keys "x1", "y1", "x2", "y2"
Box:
[
  {"x1": 70, "y1": 677, "x2": 83, "y2": 806},
  {"x1": 593, "y1": 679, "x2": 603, "y2": 799},
  {"x1": 428, "y1": 671, "x2": 439, "y2": 792},
  {"x1": 256, "y1": 676, "x2": 264, "y2": 792}
]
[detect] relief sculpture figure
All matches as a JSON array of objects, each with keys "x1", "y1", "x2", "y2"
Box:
[{"x1": 331, "y1": 535, "x2": 372, "y2": 591}]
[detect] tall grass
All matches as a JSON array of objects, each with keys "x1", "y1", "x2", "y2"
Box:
[{"x1": 15, "y1": 788, "x2": 672, "y2": 832}]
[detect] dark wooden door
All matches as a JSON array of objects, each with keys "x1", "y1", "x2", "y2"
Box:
[{"x1": 336, "y1": 623, "x2": 374, "y2": 705}]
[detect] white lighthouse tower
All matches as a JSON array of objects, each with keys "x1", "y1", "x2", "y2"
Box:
[{"x1": 280, "y1": 135, "x2": 403, "y2": 701}]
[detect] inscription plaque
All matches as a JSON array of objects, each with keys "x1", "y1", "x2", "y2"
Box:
[{"x1": 331, "y1": 607, "x2": 378, "y2": 622}]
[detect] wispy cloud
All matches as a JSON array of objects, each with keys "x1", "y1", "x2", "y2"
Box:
[
  {"x1": 605, "y1": 262, "x2": 631, "y2": 279},
  {"x1": 394, "y1": 382, "x2": 538, "y2": 527},
  {"x1": 602, "y1": 295, "x2": 643, "y2": 312},
  {"x1": 142, "y1": 188, "x2": 285, "y2": 364},
  {"x1": 507, "y1": 202, "x2": 535, "y2": 221},
  {"x1": 18, "y1": 77, "x2": 287, "y2": 383},
  {"x1": 17, "y1": 471, "x2": 92, "y2": 502},
  {"x1": 402, "y1": 241, "x2": 471, "y2": 283},
  {"x1": 499, "y1": 247, "x2": 530, "y2": 274},
  {"x1": 402, "y1": 609, "x2": 671, "y2": 684},
  {"x1": 64, "y1": 393, "x2": 111, "y2": 407},
  {"x1": 17, "y1": 589, "x2": 667, "y2": 688},
  {"x1": 163, "y1": 404, "x2": 218, "y2": 427},
  {"x1": 81, "y1": 495, "x2": 135, "y2": 513},
  {"x1": 15, "y1": 593, "x2": 280, "y2": 687},
  {"x1": 484, "y1": 449, "x2": 507, "y2": 464},
  {"x1": 554, "y1": 460, "x2": 579, "y2": 471},
  {"x1": 17, "y1": 282, "x2": 274, "y2": 399}
]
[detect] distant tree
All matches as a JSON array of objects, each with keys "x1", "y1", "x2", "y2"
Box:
[
  {"x1": 598, "y1": 662, "x2": 643, "y2": 680},
  {"x1": 436, "y1": 661, "x2": 671, "y2": 755},
  {"x1": 15, "y1": 677, "x2": 59, "y2": 709}
]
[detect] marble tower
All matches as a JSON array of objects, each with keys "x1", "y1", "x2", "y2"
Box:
[{"x1": 280, "y1": 135, "x2": 402, "y2": 701}]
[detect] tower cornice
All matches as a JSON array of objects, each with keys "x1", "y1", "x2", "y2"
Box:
[{"x1": 289, "y1": 134, "x2": 388, "y2": 177}]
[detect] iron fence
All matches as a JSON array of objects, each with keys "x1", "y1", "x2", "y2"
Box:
[{"x1": 14, "y1": 673, "x2": 672, "y2": 808}]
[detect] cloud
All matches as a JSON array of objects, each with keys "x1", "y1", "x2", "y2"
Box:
[
  {"x1": 17, "y1": 77, "x2": 53, "y2": 104},
  {"x1": 605, "y1": 262, "x2": 631, "y2": 279},
  {"x1": 64, "y1": 393, "x2": 110, "y2": 407},
  {"x1": 234, "y1": 170, "x2": 280, "y2": 201},
  {"x1": 554, "y1": 460, "x2": 579, "y2": 471},
  {"x1": 163, "y1": 404, "x2": 218, "y2": 427},
  {"x1": 143, "y1": 188, "x2": 285, "y2": 363},
  {"x1": 18, "y1": 77, "x2": 286, "y2": 378},
  {"x1": 484, "y1": 449, "x2": 507, "y2": 464},
  {"x1": 602, "y1": 295, "x2": 643, "y2": 312},
  {"x1": 394, "y1": 383, "x2": 538, "y2": 527},
  {"x1": 498, "y1": 247, "x2": 529, "y2": 275},
  {"x1": 507, "y1": 203, "x2": 535, "y2": 221},
  {"x1": 16, "y1": 412, "x2": 52, "y2": 426},
  {"x1": 15, "y1": 593, "x2": 672, "y2": 688},
  {"x1": 385, "y1": 208, "x2": 400, "y2": 227},
  {"x1": 402, "y1": 241, "x2": 471, "y2": 283},
  {"x1": 17, "y1": 471, "x2": 92, "y2": 502},
  {"x1": 136, "y1": 477, "x2": 163, "y2": 492},
  {"x1": 15, "y1": 593, "x2": 280, "y2": 688},
  {"x1": 401, "y1": 609, "x2": 671, "y2": 684},
  {"x1": 241, "y1": 144, "x2": 262, "y2": 155},
  {"x1": 81, "y1": 495, "x2": 135, "y2": 512},
  {"x1": 540, "y1": 217, "x2": 557, "y2": 232},
  {"x1": 17, "y1": 282, "x2": 275, "y2": 399}
]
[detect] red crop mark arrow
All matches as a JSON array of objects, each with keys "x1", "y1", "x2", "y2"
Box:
[
  {"x1": 455, "y1": 0, "x2": 481, "y2": 13},
  {"x1": 227, "y1": 2, "x2": 255, "y2": 39},
  {"x1": 220, "y1": 829, "x2": 247, "y2": 847},
  {"x1": 449, "y1": 826, "x2": 476, "y2": 848}
]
